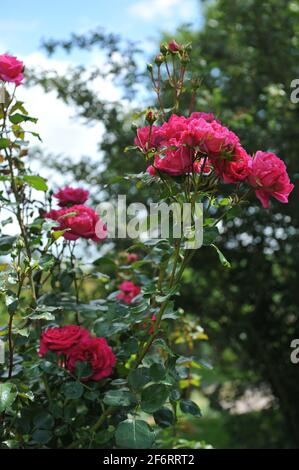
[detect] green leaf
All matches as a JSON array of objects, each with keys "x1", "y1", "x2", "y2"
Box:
[
  {"x1": 203, "y1": 226, "x2": 219, "y2": 246},
  {"x1": 61, "y1": 382, "x2": 84, "y2": 400},
  {"x1": 32, "y1": 429, "x2": 52, "y2": 444},
  {"x1": 75, "y1": 361, "x2": 93, "y2": 379},
  {"x1": 23, "y1": 175, "x2": 48, "y2": 191},
  {"x1": 141, "y1": 384, "x2": 169, "y2": 413},
  {"x1": 149, "y1": 363, "x2": 166, "y2": 382},
  {"x1": 115, "y1": 419, "x2": 155, "y2": 449},
  {"x1": 0, "y1": 235, "x2": 17, "y2": 254},
  {"x1": 153, "y1": 407, "x2": 175, "y2": 428},
  {"x1": 128, "y1": 367, "x2": 151, "y2": 391},
  {"x1": 27, "y1": 311, "x2": 55, "y2": 321},
  {"x1": 0, "y1": 138, "x2": 10, "y2": 149},
  {"x1": 103, "y1": 389, "x2": 136, "y2": 407},
  {"x1": 211, "y1": 244, "x2": 231, "y2": 268},
  {"x1": 33, "y1": 411, "x2": 55, "y2": 430},
  {"x1": 180, "y1": 399, "x2": 202, "y2": 417},
  {"x1": 0, "y1": 383, "x2": 17, "y2": 412},
  {"x1": 9, "y1": 113, "x2": 38, "y2": 125}
]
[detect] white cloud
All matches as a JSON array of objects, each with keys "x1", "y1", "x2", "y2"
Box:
[
  {"x1": 129, "y1": 0, "x2": 197, "y2": 22},
  {"x1": 14, "y1": 51, "x2": 122, "y2": 174}
]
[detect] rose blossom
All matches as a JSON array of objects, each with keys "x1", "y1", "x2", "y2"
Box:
[
  {"x1": 248, "y1": 151, "x2": 294, "y2": 208},
  {"x1": 67, "y1": 337, "x2": 116, "y2": 381},
  {"x1": 116, "y1": 281, "x2": 141, "y2": 304},
  {"x1": 39, "y1": 325, "x2": 90, "y2": 357},
  {"x1": 147, "y1": 165, "x2": 156, "y2": 176},
  {"x1": 190, "y1": 111, "x2": 216, "y2": 123},
  {"x1": 0, "y1": 54, "x2": 24, "y2": 86},
  {"x1": 54, "y1": 187, "x2": 89, "y2": 207},
  {"x1": 134, "y1": 125, "x2": 162, "y2": 151},
  {"x1": 127, "y1": 253, "x2": 138, "y2": 263},
  {"x1": 212, "y1": 145, "x2": 251, "y2": 183},
  {"x1": 193, "y1": 158, "x2": 212, "y2": 175},
  {"x1": 45, "y1": 204, "x2": 106, "y2": 242}
]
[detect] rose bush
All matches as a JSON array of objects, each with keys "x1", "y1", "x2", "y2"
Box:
[{"x1": 0, "y1": 39, "x2": 294, "y2": 450}]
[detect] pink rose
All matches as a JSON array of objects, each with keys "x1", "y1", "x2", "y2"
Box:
[
  {"x1": 45, "y1": 204, "x2": 106, "y2": 242},
  {"x1": 248, "y1": 151, "x2": 294, "y2": 208},
  {"x1": 0, "y1": 54, "x2": 24, "y2": 86},
  {"x1": 54, "y1": 187, "x2": 89, "y2": 207},
  {"x1": 127, "y1": 253, "x2": 138, "y2": 263},
  {"x1": 117, "y1": 281, "x2": 141, "y2": 304},
  {"x1": 39, "y1": 325, "x2": 90, "y2": 357},
  {"x1": 67, "y1": 337, "x2": 116, "y2": 381}
]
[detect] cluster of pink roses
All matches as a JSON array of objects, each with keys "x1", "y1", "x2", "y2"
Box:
[
  {"x1": 135, "y1": 113, "x2": 294, "y2": 208},
  {"x1": 0, "y1": 54, "x2": 24, "y2": 86},
  {"x1": 45, "y1": 187, "x2": 106, "y2": 242},
  {"x1": 39, "y1": 325, "x2": 116, "y2": 381}
]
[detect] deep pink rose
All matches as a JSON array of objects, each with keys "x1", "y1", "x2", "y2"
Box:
[
  {"x1": 154, "y1": 142, "x2": 193, "y2": 176},
  {"x1": 0, "y1": 54, "x2": 24, "y2": 86},
  {"x1": 45, "y1": 204, "x2": 106, "y2": 242},
  {"x1": 248, "y1": 151, "x2": 294, "y2": 208},
  {"x1": 67, "y1": 337, "x2": 116, "y2": 381},
  {"x1": 117, "y1": 281, "x2": 141, "y2": 304},
  {"x1": 134, "y1": 125, "x2": 162, "y2": 151},
  {"x1": 54, "y1": 187, "x2": 89, "y2": 207},
  {"x1": 39, "y1": 325, "x2": 90, "y2": 357},
  {"x1": 190, "y1": 112, "x2": 216, "y2": 123},
  {"x1": 147, "y1": 165, "x2": 157, "y2": 176},
  {"x1": 213, "y1": 145, "x2": 251, "y2": 183}
]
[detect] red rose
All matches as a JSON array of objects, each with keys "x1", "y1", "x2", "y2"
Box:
[
  {"x1": 116, "y1": 281, "x2": 141, "y2": 304},
  {"x1": 54, "y1": 187, "x2": 89, "y2": 207},
  {"x1": 39, "y1": 325, "x2": 90, "y2": 357},
  {"x1": 45, "y1": 204, "x2": 106, "y2": 242},
  {"x1": 0, "y1": 54, "x2": 24, "y2": 86},
  {"x1": 67, "y1": 337, "x2": 116, "y2": 381}
]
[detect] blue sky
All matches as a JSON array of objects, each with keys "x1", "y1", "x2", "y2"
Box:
[{"x1": 1, "y1": 0, "x2": 202, "y2": 56}]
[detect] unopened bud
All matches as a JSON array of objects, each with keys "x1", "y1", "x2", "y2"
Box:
[
  {"x1": 155, "y1": 54, "x2": 164, "y2": 65},
  {"x1": 147, "y1": 63, "x2": 153, "y2": 73},
  {"x1": 168, "y1": 39, "x2": 181, "y2": 52},
  {"x1": 160, "y1": 43, "x2": 168, "y2": 54},
  {"x1": 145, "y1": 109, "x2": 157, "y2": 125},
  {"x1": 131, "y1": 122, "x2": 138, "y2": 132}
]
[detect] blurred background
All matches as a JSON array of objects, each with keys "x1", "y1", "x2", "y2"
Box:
[{"x1": 1, "y1": 0, "x2": 299, "y2": 448}]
